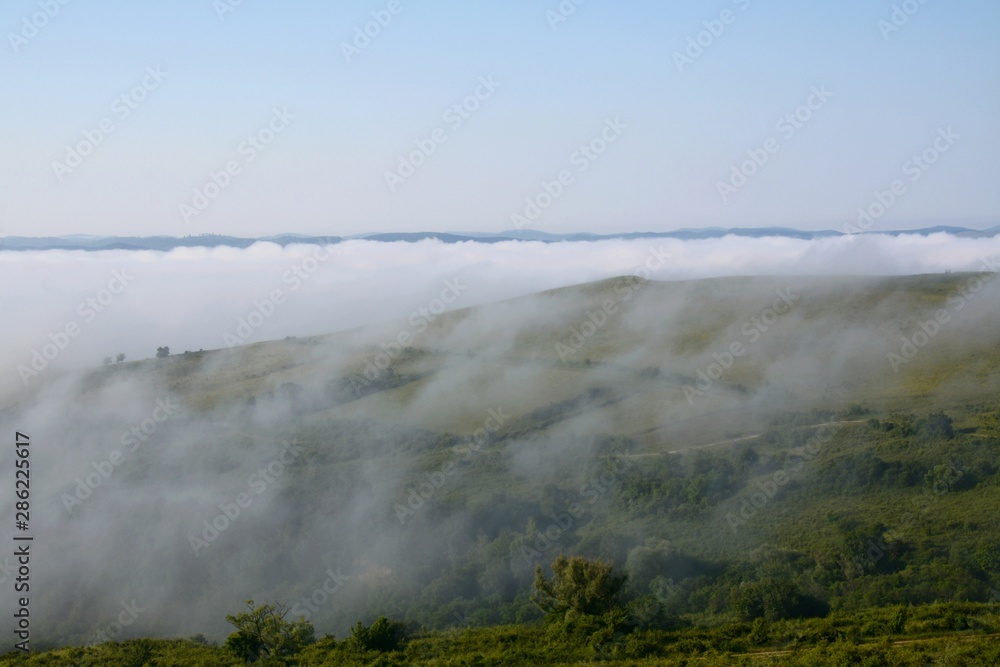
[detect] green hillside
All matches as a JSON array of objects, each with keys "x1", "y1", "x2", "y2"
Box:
[{"x1": 2, "y1": 273, "x2": 998, "y2": 664}]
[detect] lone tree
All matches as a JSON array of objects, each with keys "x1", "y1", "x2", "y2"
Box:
[
  {"x1": 224, "y1": 600, "x2": 314, "y2": 663},
  {"x1": 156, "y1": 346, "x2": 170, "y2": 358},
  {"x1": 102, "y1": 357, "x2": 112, "y2": 366},
  {"x1": 347, "y1": 616, "x2": 404, "y2": 653},
  {"x1": 532, "y1": 555, "x2": 627, "y2": 618},
  {"x1": 116, "y1": 353, "x2": 125, "y2": 364}
]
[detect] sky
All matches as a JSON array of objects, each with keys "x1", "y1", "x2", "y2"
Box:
[{"x1": 1, "y1": 0, "x2": 998, "y2": 237}]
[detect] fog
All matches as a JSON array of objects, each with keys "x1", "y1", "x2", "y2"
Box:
[
  {"x1": 3, "y1": 233, "x2": 998, "y2": 394},
  {"x1": 1, "y1": 233, "x2": 999, "y2": 648}
]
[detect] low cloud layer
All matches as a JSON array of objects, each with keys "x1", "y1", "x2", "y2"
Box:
[{"x1": 3, "y1": 233, "x2": 998, "y2": 398}]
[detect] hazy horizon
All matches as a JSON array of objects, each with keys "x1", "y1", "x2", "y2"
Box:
[{"x1": 2, "y1": 221, "x2": 1000, "y2": 239}]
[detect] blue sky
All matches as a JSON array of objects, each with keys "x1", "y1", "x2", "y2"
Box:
[{"x1": 1, "y1": 0, "x2": 998, "y2": 236}]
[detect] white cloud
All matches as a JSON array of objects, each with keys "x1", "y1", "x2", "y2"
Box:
[{"x1": 2, "y1": 233, "x2": 997, "y2": 395}]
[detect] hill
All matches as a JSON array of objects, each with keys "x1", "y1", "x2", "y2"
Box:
[{"x1": 0, "y1": 273, "x2": 998, "y2": 656}]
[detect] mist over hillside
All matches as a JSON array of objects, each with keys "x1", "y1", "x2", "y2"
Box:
[
  {"x1": 2, "y1": 257, "x2": 998, "y2": 648},
  {"x1": 3, "y1": 232, "x2": 998, "y2": 397}
]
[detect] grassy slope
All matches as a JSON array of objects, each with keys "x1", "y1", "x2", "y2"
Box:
[
  {"x1": 43, "y1": 273, "x2": 999, "y2": 439},
  {"x1": 3, "y1": 604, "x2": 999, "y2": 665},
  {"x1": 2, "y1": 273, "x2": 999, "y2": 661}
]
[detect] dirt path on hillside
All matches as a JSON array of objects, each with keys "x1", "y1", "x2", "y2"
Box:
[{"x1": 612, "y1": 419, "x2": 867, "y2": 458}]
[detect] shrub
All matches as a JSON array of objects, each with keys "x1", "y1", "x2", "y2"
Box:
[
  {"x1": 917, "y1": 411, "x2": 954, "y2": 439},
  {"x1": 532, "y1": 555, "x2": 627, "y2": 618},
  {"x1": 223, "y1": 600, "x2": 314, "y2": 663},
  {"x1": 731, "y1": 578, "x2": 819, "y2": 622},
  {"x1": 346, "y1": 616, "x2": 404, "y2": 653}
]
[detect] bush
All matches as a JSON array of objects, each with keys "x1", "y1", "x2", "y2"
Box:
[
  {"x1": 925, "y1": 464, "x2": 972, "y2": 493},
  {"x1": 974, "y1": 543, "x2": 1000, "y2": 575},
  {"x1": 223, "y1": 600, "x2": 314, "y2": 663},
  {"x1": 888, "y1": 606, "x2": 908, "y2": 634},
  {"x1": 532, "y1": 555, "x2": 627, "y2": 618},
  {"x1": 748, "y1": 617, "x2": 769, "y2": 645},
  {"x1": 731, "y1": 578, "x2": 821, "y2": 622},
  {"x1": 346, "y1": 616, "x2": 404, "y2": 653},
  {"x1": 917, "y1": 411, "x2": 954, "y2": 439}
]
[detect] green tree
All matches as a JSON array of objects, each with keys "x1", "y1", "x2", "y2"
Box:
[
  {"x1": 532, "y1": 555, "x2": 627, "y2": 617},
  {"x1": 974, "y1": 543, "x2": 1000, "y2": 575},
  {"x1": 346, "y1": 616, "x2": 404, "y2": 653},
  {"x1": 917, "y1": 411, "x2": 954, "y2": 439},
  {"x1": 841, "y1": 523, "x2": 904, "y2": 577},
  {"x1": 925, "y1": 464, "x2": 967, "y2": 493},
  {"x1": 732, "y1": 578, "x2": 803, "y2": 622},
  {"x1": 223, "y1": 600, "x2": 314, "y2": 663}
]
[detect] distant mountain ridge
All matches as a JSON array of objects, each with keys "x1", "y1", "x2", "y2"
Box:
[{"x1": 0, "y1": 225, "x2": 997, "y2": 251}]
